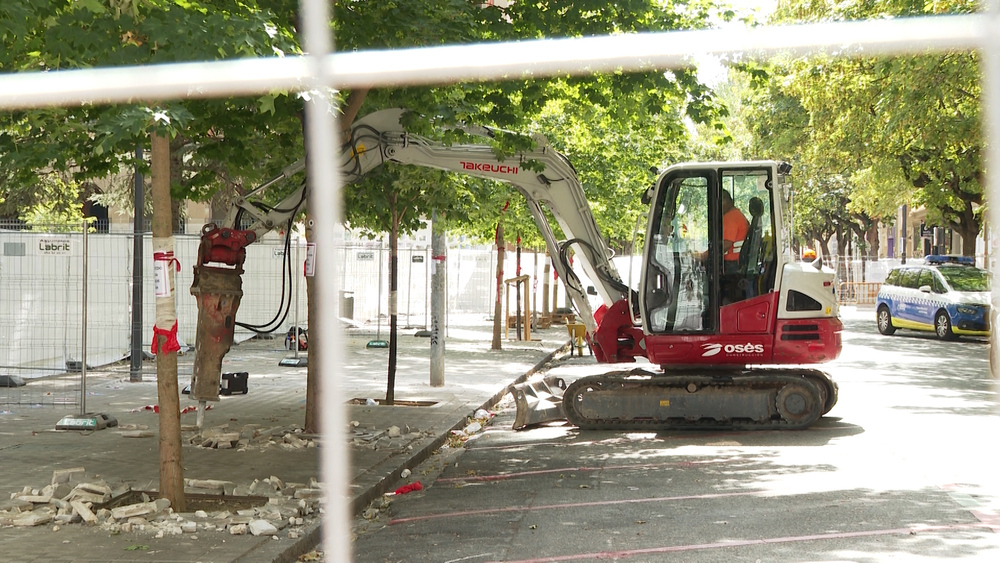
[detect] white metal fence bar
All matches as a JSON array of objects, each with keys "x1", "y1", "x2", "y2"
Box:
[{"x1": 0, "y1": 16, "x2": 989, "y2": 109}]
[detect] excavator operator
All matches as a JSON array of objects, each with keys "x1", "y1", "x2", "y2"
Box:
[{"x1": 721, "y1": 190, "x2": 749, "y2": 274}]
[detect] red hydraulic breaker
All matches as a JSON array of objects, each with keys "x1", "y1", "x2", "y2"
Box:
[{"x1": 189, "y1": 225, "x2": 255, "y2": 402}]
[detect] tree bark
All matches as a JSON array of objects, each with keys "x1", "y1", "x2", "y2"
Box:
[
  {"x1": 491, "y1": 222, "x2": 505, "y2": 350},
  {"x1": 386, "y1": 211, "x2": 399, "y2": 405},
  {"x1": 151, "y1": 131, "x2": 185, "y2": 512},
  {"x1": 304, "y1": 206, "x2": 319, "y2": 433}
]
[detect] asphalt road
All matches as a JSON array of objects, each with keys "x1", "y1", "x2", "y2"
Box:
[{"x1": 352, "y1": 308, "x2": 1000, "y2": 562}]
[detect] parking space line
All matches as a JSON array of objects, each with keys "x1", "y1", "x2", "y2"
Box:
[
  {"x1": 435, "y1": 459, "x2": 717, "y2": 483},
  {"x1": 389, "y1": 490, "x2": 763, "y2": 525},
  {"x1": 494, "y1": 522, "x2": 999, "y2": 563}
]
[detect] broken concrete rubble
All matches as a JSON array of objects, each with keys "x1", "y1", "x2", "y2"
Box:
[
  {"x1": 189, "y1": 423, "x2": 320, "y2": 451},
  {"x1": 0, "y1": 467, "x2": 320, "y2": 543}
]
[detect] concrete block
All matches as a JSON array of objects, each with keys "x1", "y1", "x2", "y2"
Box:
[
  {"x1": 51, "y1": 467, "x2": 86, "y2": 486},
  {"x1": 229, "y1": 523, "x2": 248, "y2": 535},
  {"x1": 0, "y1": 498, "x2": 33, "y2": 512},
  {"x1": 16, "y1": 494, "x2": 52, "y2": 504},
  {"x1": 294, "y1": 488, "x2": 323, "y2": 500},
  {"x1": 13, "y1": 509, "x2": 53, "y2": 527},
  {"x1": 71, "y1": 500, "x2": 98, "y2": 524},
  {"x1": 67, "y1": 490, "x2": 108, "y2": 504},
  {"x1": 249, "y1": 519, "x2": 278, "y2": 536},
  {"x1": 51, "y1": 482, "x2": 73, "y2": 500},
  {"x1": 110, "y1": 502, "x2": 153, "y2": 520},
  {"x1": 185, "y1": 479, "x2": 232, "y2": 493},
  {"x1": 75, "y1": 482, "x2": 112, "y2": 496}
]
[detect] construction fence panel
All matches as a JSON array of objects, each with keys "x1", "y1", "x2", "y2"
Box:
[
  {"x1": 1, "y1": 224, "x2": 638, "y2": 404},
  {"x1": 0, "y1": 227, "x2": 302, "y2": 395}
]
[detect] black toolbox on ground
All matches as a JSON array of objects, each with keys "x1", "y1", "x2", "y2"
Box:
[{"x1": 220, "y1": 372, "x2": 249, "y2": 395}]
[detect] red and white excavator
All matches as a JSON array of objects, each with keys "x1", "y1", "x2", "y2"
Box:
[{"x1": 190, "y1": 108, "x2": 840, "y2": 431}]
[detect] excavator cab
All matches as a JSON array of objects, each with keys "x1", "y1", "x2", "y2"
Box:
[{"x1": 641, "y1": 164, "x2": 778, "y2": 342}]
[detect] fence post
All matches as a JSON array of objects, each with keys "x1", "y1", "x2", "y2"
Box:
[
  {"x1": 81, "y1": 220, "x2": 88, "y2": 415},
  {"x1": 130, "y1": 144, "x2": 144, "y2": 382}
]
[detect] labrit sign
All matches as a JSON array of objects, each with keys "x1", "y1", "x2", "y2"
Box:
[{"x1": 38, "y1": 238, "x2": 71, "y2": 255}]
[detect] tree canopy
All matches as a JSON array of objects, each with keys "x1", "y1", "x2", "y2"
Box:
[
  {"x1": 1, "y1": 0, "x2": 731, "y2": 247},
  {"x1": 731, "y1": 0, "x2": 982, "y2": 256},
  {"x1": 0, "y1": 0, "x2": 303, "y2": 223}
]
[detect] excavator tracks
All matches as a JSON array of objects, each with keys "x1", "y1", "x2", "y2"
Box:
[{"x1": 562, "y1": 368, "x2": 837, "y2": 431}]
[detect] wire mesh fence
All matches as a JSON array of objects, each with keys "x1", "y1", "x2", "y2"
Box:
[
  {"x1": 10, "y1": 220, "x2": 971, "y2": 404},
  {"x1": 0, "y1": 223, "x2": 575, "y2": 406}
]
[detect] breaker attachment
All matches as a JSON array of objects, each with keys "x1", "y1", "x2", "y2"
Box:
[
  {"x1": 511, "y1": 375, "x2": 567, "y2": 430},
  {"x1": 189, "y1": 224, "x2": 255, "y2": 402}
]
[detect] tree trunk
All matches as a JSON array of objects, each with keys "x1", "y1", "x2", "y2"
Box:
[
  {"x1": 386, "y1": 213, "x2": 399, "y2": 405},
  {"x1": 151, "y1": 131, "x2": 185, "y2": 512},
  {"x1": 866, "y1": 222, "x2": 880, "y2": 259},
  {"x1": 491, "y1": 222, "x2": 504, "y2": 350},
  {"x1": 304, "y1": 206, "x2": 319, "y2": 433},
  {"x1": 818, "y1": 237, "x2": 832, "y2": 258}
]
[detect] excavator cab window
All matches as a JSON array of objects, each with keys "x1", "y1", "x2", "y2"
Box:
[
  {"x1": 720, "y1": 169, "x2": 777, "y2": 303},
  {"x1": 642, "y1": 166, "x2": 778, "y2": 335},
  {"x1": 643, "y1": 171, "x2": 716, "y2": 333}
]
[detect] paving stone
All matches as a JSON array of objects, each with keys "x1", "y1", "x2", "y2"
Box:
[
  {"x1": 51, "y1": 468, "x2": 86, "y2": 486},
  {"x1": 249, "y1": 518, "x2": 278, "y2": 536},
  {"x1": 70, "y1": 500, "x2": 98, "y2": 524},
  {"x1": 110, "y1": 501, "x2": 153, "y2": 520},
  {"x1": 74, "y1": 482, "x2": 112, "y2": 496},
  {"x1": 294, "y1": 488, "x2": 323, "y2": 500},
  {"x1": 13, "y1": 509, "x2": 53, "y2": 527},
  {"x1": 0, "y1": 498, "x2": 33, "y2": 512},
  {"x1": 66, "y1": 490, "x2": 107, "y2": 504}
]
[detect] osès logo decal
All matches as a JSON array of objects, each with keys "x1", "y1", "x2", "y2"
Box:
[{"x1": 701, "y1": 342, "x2": 764, "y2": 357}]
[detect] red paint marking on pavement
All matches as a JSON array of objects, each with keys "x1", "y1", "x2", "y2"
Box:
[
  {"x1": 435, "y1": 459, "x2": 717, "y2": 484},
  {"x1": 389, "y1": 490, "x2": 763, "y2": 526},
  {"x1": 493, "y1": 523, "x2": 998, "y2": 563},
  {"x1": 941, "y1": 484, "x2": 1000, "y2": 533},
  {"x1": 970, "y1": 509, "x2": 1000, "y2": 532}
]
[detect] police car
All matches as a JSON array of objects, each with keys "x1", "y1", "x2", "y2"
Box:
[{"x1": 875, "y1": 255, "x2": 991, "y2": 340}]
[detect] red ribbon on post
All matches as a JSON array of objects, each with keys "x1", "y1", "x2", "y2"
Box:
[
  {"x1": 153, "y1": 250, "x2": 181, "y2": 272},
  {"x1": 151, "y1": 321, "x2": 181, "y2": 355}
]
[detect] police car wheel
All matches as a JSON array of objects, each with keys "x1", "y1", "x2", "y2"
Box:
[
  {"x1": 935, "y1": 311, "x2": 956, "y2": 340},
  {"x1": 877, "y1": 307, "x2": 896, "y2": 335}
]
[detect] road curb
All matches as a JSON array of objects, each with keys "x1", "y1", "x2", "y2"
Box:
[{"x1": 348, "y1": 339, "x2": 570, "y2": 516}]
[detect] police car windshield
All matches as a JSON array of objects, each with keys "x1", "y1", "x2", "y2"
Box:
[{"x1": 938, "y1": 266, "x2": 990, "y2": 292}]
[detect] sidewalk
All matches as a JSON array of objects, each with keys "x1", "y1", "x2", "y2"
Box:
[{"x1": 0, "y1": 314, "x2": 571, "y2": 562}]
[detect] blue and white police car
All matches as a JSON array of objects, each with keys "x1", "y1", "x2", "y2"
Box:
[{"x1": 875, "y1": 255, "x2": 991, "y2": 340}]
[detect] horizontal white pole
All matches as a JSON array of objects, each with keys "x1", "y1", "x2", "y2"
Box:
[{"x1": 0, "y1": 14, "x2": 985, "y2": 110}]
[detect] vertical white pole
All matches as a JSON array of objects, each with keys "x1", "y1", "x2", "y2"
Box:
[
  {"x1": 81, "y1": 220, "x2": 88, "y2": 415},
  {"x1": 985, "y1": 1, "x2": 1000, "y2": 378},
  {"x1": 299, "y1": 0, "x2": 349, "y2": 558},
  {"x1": 293, "y1": 239, "x2": 301, "y2": 357}
]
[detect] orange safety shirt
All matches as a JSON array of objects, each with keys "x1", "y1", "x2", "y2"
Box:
[{"x1": 722, "y1": 207, "x2": 749, "y2": 262}]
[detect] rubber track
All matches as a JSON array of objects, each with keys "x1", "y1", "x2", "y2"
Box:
[{"x1": 562, "y1": 368, "x2": 836, "y2": 431}]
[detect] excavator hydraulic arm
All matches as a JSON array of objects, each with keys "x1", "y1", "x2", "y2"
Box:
[{"x1": 190, "y1": 108, "x2": 629, "y2": 401}]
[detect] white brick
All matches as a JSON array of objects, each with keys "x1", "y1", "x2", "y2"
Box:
[
  {"x1": 51, "y1": 467, "x2": 86, "y2": 486},
  {"x1": 249, "y1": 519, "x2": 278, "y2": 536},
  {"x1": 71, "y1": 500, "x2": 98, "y2": 524},
  {"x1": 110, "y1": 502, "x2": 152, "y2": 520}
]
